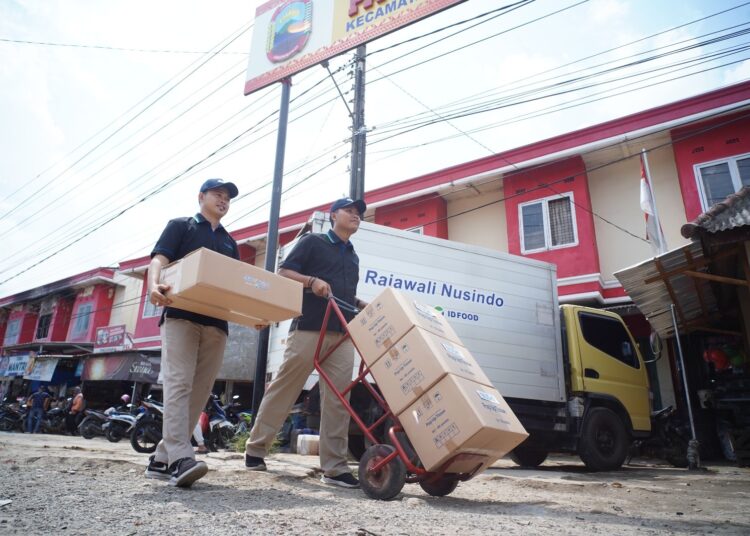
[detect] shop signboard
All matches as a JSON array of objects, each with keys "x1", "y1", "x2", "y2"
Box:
[
  {"x1": 24, "y1": 357, "x2": 60, "y2": 382},
  {"x1": 245, "y1": 0, "x2": 465, "y2": 95},
  {"x1": 94, "y1": 324, "x2": 128, "y2": 353},
  {"x1": 5, "y1": 354, "x2": 31, "y2": 377},
  {"x1": 83, "y1": 353, "x2": 160, "y2": 383}
]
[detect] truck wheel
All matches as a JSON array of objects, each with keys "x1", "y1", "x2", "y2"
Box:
[
  {"x1": 359, "y1": 444, "x2": 406, "y2": 501},
  {"x1": 510, "y1": 445, "x2": 548, "y2": 468},
  {"x1": 578, "y1": 407, "x2": 629, "y2": 471}
]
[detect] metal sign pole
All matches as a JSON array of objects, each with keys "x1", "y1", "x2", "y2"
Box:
[
  {"x1": 670, "y1": 303, "x2": 701, "y2": 469},
  {"x1": 251, "y1": 78, "x2": 292, "y2": 425}
]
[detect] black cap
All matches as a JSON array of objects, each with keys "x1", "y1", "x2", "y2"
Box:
[
  {"x1": 330, "y1": 197, "x2": 366, "y2": 215},
  {"x1": 200, "y1": 178, "x2": 238, "y2": 199}
]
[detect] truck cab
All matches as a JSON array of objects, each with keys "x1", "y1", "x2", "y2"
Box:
[{"x1": 511, "y1": 305, "x2": 651, "y2": 470}]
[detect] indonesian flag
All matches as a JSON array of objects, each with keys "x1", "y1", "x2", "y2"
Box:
[{"x1": 639, "y1": 152, "x2": 667, "y2": 256}]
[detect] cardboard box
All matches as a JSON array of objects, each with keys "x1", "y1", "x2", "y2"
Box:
[
  {"x1": 399, "y1": 375, "x2": 528, "y2": 473},
  {"x1": 347, "y1": 287, "x2": 461, "y2": 365},
  {"x1": 159, "y1": 247, "x2": 302, "y2": 327},
  {"x1": 369, "y1": 327, "x2": 493, "y2": 414}
]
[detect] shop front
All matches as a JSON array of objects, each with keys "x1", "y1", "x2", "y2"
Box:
[{"x1": 81, "y1": 350, "x2": 160, "y2": 409}]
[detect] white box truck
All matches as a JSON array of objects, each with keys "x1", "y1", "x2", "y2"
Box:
[{"x1": 268, "y1": 213, "x2": 652, "y2": 471}]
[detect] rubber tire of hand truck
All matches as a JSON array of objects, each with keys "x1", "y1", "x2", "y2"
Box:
[
  {"x1": 418, "y1": 475, "x2": 459, "y2": 497},
  {"x1": 358, "y1": 444, "x2": 406, "y2": 501}
]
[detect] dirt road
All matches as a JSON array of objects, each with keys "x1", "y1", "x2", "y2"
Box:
[{"x1": 0, "y1": 432, "x2": 748, "y2": 535}]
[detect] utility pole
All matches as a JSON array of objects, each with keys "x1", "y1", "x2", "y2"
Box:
[{"x1": 349, "y1": 45, "x2": 366, "y2": 200}]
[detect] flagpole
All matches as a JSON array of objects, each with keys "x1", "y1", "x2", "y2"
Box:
[{"x1": 641, "y1": 148, "x2": 668, "y2": 252}]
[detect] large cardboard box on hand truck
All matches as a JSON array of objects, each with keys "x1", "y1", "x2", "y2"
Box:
[
  {"x1": 369, "y1": 326, "x2": 493, "y2": 415},
  {"x1": 399, "y1": 374, "x2": 528, "y2": 473},
  {"x1": 159, "y1": 247, "x2": 302, "y2": 327},
  {"x1": 347, "y1": 287, "x2": 462, "y2": 366}
]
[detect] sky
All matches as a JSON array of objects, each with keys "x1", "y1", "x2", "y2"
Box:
[{"x1": 0, "y1": 0, "x2": 749, "y2": 298}]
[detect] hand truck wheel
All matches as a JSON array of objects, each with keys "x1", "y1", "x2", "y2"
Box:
[
  {"x1": 419, "y1": 475, "x2": 459, "y2": 497},
  {"x1": 358, "y1": 444, "x2": 406, "y2": 500}
]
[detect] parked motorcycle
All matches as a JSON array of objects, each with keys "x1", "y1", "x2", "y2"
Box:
[
  {"x1": 78, "y1": 408, "x2": 108, "y2": 439},
  {"x1": 102, "y1": 406, "x2": 138, "y2": 443},
  {"x1": 40, "y1": 407, "x2": 67, "y2": 434},
  {"x1": 203, "y1": 395, "x2": 235, "y2": 451},
  {"x1": 130, "y1": 398, "x2": 163, "y2": 453},
  {"x1": 0, "y1": 402, "x2": 26, "y2": 432}
]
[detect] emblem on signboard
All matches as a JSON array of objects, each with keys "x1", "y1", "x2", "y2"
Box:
[{"x1": 266, "y1": 0, "x2": 312, "y2": 63}]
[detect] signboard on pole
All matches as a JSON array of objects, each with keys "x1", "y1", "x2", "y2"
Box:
[{"x1": 245, "y1": 0, "x2": 465, "y2": 95}]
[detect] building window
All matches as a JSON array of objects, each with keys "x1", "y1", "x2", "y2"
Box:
[
  {"x1": 35, "y1": 314, "x2": 52, "y2": 339},
  {"x1": 72, "y1": 303, "x2": 93, "y2": 337},
  {"x1": 519, "y1": 193, "x2": 577, "y2": 253},
  {"x1": 142, "y1": 296, "x2": 163, "y2": 319},
  {"x1": 578, "y1": 312, "x2": 639, "y2": 369},
  {"x1": 3, "y1": 318, "x2": 21, "y2": 346},
  {"x1": 695, "y1": 153, "x2": 750, "y2": 210}
]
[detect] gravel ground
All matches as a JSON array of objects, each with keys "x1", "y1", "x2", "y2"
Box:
[{"x1": 1, "y1": 432, "x2": 749, "y2": 535}]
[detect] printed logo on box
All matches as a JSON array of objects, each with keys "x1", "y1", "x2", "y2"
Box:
[
  {"x1": 476, "y1": 389, "x2": 500, "y2": 404},
  {"x1": 243, "y1": 275, "x2": 270, "y2": 290}
]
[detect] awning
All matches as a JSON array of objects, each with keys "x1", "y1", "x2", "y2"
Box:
[
  {"x1": 615, "y1": 241, "x2": 742, "y2": 338},
  {"x1": 82, "y1": 352, "x2": 160, "y2": 383}
]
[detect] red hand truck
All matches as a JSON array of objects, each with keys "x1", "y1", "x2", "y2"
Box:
[{"x1": 314, "y1": 296, "x2": 489, "y2": 500}]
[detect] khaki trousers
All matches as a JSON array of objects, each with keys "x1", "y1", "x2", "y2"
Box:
[
  {"x1": 154, "y1": 318, "x2": 226, "y2": 466},
  {"x1": 246, "y1": 329, "x2": 354, "y2": 476}
]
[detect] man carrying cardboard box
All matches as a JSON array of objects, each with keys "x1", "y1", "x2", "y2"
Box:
[
  {"x1": 244, "y1": 197, "x2": 368, "y2": 489},
  {"x1": 145, "y1": 178, "x2": 240, "y2": 488}
]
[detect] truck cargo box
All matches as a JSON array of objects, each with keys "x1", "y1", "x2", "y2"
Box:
[{"x1": 269, "y1": 214, "x2": 565, "y2": 404}]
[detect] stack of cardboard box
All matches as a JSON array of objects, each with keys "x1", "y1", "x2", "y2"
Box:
[{"x1": 347, "y1": 287, "x2": 528, "y2": 474}]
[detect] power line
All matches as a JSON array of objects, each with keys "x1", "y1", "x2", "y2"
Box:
[{"x1": 0, "y1": 36, "x2": 248, "y2": 54}]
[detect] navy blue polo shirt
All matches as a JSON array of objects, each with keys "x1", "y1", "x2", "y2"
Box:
[
  {"x1": 281, "y1": 230, "x2": 359, "y2": 332},
  {"x1": 151, "y1": 213, "x2": 239, "y2": 333}
]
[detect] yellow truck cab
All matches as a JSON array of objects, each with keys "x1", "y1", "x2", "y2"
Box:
[{"x1": 511, "y1": 305, "x2": 652, "y2": 471}]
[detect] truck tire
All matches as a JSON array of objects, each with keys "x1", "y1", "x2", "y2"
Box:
[
  {"x1": 578, "y1": 407, "x2": 629, "y2": 471},
  {"x1": 510, "y1": 444, "x2": 548, "y2": 468}
]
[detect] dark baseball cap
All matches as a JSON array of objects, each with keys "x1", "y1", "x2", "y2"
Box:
[
  {"x1": 200, "y1": 178, "x2": 238, "y2": 199},
  {"x1": 330, "y1": 197, "x2": 366, "y2": 215}
]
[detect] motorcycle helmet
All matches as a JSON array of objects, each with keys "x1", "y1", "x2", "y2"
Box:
[{"x1": 120, "y1": 394, "x2": 131, "y2": 404}]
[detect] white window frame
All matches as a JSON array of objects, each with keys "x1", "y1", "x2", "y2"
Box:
[
  {"x1": 406, "y1": 226, "x2": 424, "y2": 235},
  {"x1": 4, "y1": 318, "x2": 21, "y2": 346},
  {"x1": 694, "y1": 152, "x2": 750, "y2": 211},
  {"x1": 72, "y1": 303, "x2": 93, "y2": 337},
  {"x1": 519, "y1": 192, "x2": 579, "y2": 254}
]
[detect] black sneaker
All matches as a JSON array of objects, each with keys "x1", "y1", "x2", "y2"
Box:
[
  {"x1": 144, "y1": 455, "x2": 171, "y2": 480},
  {"x1": 245, "y1": 455, "x2": 267, "y2": 471},
  {"x1": 169, "y1": 457, "x2": 208, "y2": 488},
  {"x1": 320, "y1": 473, "x2": 359, "y2": 488}
]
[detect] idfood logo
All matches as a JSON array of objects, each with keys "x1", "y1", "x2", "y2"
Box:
[
  {"x1": 266, "y1": 0, "x2": 312, "y2": 63},
  {"x1": 433, "y1": 306, "x2": 480, "y2": 322}
]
